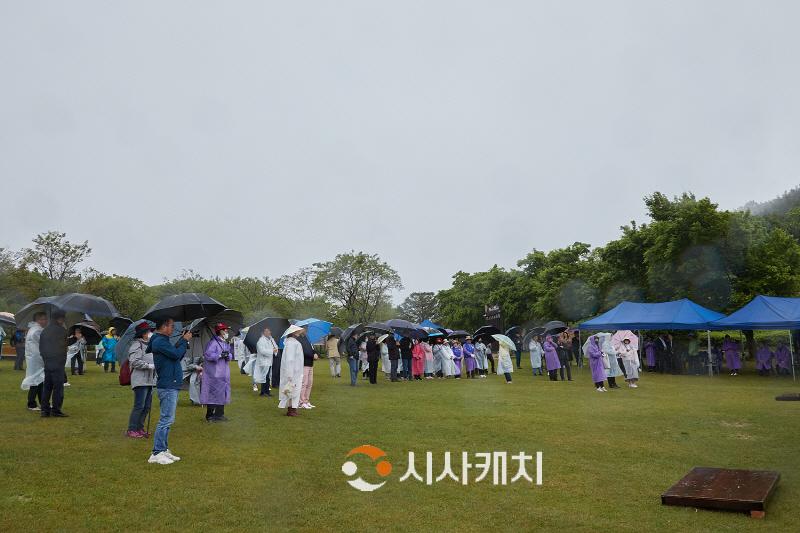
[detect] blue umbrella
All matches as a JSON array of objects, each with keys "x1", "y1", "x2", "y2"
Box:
[
  {"x1": 294, "y1": 317, "x2": 332, "y2": 344},
  {"x1": 115, "y1": 319, "x2": 156, "y2": 363}
]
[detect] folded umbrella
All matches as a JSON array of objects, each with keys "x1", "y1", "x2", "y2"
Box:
[
  {"x1": 294, "y1": 317, "x2": 333, "y2": 344},
  {"x1": 244, "y1": 317, "x2": 291, "y2": 353},
  {"x1": 143, "y1": 293, "x2": 226, "y2": 322},
  {"x1": 115, "y1": 319, "x2": 156, "y2": 363},
  {"x1": 492, "y1": 334, "x2": 517, "y2": 352}
]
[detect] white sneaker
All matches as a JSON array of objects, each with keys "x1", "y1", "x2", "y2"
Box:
[
  {"x1": 28, "y1": 406, "x2": 41, "y2": 411},
  {"x1": 148, "y1": 452, "x2": 174, "y2": 465},
  {"x1": 631, "y1": 383, "x2": 638, "y2": 388},
  {"x1": 252, "y1": 384, "x2": 258, "y2": 392},
  {"x1": 601, "y1": 387, "x2": 608, "y2": 391},
  {"x1": 64, "y1": 383, "x2": 71, "y2": 387},
  {"x1": 597, "y1": 387, "x2": 604, "y2": 392},
  {"x1": 307, "y1": 403, "x2": 316, "y2": 408},
  {"x1": 300, "y1": 403, "x2": 311, "y2": 409},
  {"x1": 163, "y1": 449, "x2": 181, "y2": 461}
]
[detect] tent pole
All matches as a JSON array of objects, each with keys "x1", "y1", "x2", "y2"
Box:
[
  {"x1": 790, "y1": 332, "x2": 796, "y2": 383},
  {"x1": 707, "y1": 330, "x2": 713, "y2": 378},
  {"x1": 578, "y1": 330, "x2": 582, "y2": 370}
]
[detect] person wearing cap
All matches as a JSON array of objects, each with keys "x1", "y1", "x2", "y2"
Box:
[
  {"x1": 101, "y1": 327, "x2": 118, "y2": 373},
  {"x1": 326, "y1": 334, "x2": 341, "y2": 378},
  {"x1": 21, "y1": 312, "x2": 47, "y2": 411},
  {"x1": 298, "y1": 329, "x2": 319, "y2": 408},
  {"x1": 39, "y1": 309, "x2": 68, "y2": 417},
  {"x1": 127, "y1": 322, "x2": 156, "y2": 438},
  {"x1": 202, "y1": 323, "x2": 233, "y2": 422},
  {"x1": 148, "y1": 317, "x2": 192, "y2": 465},
  {"x1": 254, "y1": 326, "x2": 278, "y2": 396},
  {"x1": 278, "y1": 325, "x2": 305, "y2": 416}
]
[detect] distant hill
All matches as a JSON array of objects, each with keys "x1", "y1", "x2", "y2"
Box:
[{"x1": 740, "y1": 186, "x2": 800, "y2": 216}]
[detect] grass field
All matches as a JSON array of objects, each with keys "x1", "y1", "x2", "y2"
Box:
[{"x1": 1, "y1": 359, "x2": 798, "y2": 532}]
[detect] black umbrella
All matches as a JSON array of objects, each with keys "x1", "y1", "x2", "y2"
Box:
[
  {"x1": 522, "y1": 327, "x2": 547, "y2": 348},
  {"x1": 143, "y1": 293, "x2": 226, "y2": 323},
  {"x1": 543, "y1": 320, "x2": 568, "y2": 335},
  {"x1": 243, "y1": 317, "x2": 291, "y2": 353},
  {"x1": 384, "y1": 318, "x2": 427, "y2": 339},
  {"x1": 365, "y1": 321, "x2": 392, "y2": 334},
  {"x1": 448, "y1": 330, "x2": 470, "y2": 339},
  {"x1": 15, "y1": 296, "x2": 60, "y2": 327},
  {"x1": 189, "y1": 309, "x2": 245, "y2": 337},
  {"x1": 505, "y1": 326, "x2": 522, "y2": 337},
  {"x1": 0, "y1": 313, "x2": 15, "y2": 330},
  {"x1": 473, "y1": 325, "x2": 501, "y2": 342},
  {"x1": 51, "y1": 293, "x2": 120, "y2": 318},
  {"x1": 110, "y1": 316, "x2": 133, "y2": 334},
  {"x1": 329, "y1": 326, "x2": 343, "y2": 337},
  {"x1": 70, "y1": 321, "x2": 102, "y2": 346},
  {"x1": 341, "y1": 323, "x2": 365, "y2": 345}
]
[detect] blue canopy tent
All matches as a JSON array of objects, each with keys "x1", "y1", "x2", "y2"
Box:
[
  {"x1": 578, "y1": 299, "x2": 726, "y2": 377},
  {"x1": 710, "y1": 295, "x2": 800, "y2": 381}
]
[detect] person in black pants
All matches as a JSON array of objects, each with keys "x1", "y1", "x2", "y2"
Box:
[
  {"x1": 366, "y1": 334, "x2": 380, "y2": 384},
  {"x1": 399, "y1": 337, "x2": 413, "y2": 380},
  {"x1": 557, "y1": 335, "x2": 573, "y2": 381},
  {"x1": 486, "y1": 341, "x2": 497, "y2": 374},
  {"x1": 11, "y1": 328, "x2": 27, "y2": 370},
  {"x1": 571, "y1": 334, "x2": 582, "y2": 368},
  {"x1": 39, "y1": 310, "x2": 69, "y2": 417}
]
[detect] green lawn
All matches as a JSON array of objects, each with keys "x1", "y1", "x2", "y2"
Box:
[{"x1": 1, "y1": 360, "x2": 798, "y2": 532}]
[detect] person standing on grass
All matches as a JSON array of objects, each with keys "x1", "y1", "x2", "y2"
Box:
[
  {"x1": 411, "y1": 339, "x2": 425, "y2": 380},
  {"x1": 326, "y1": 334, "x2": 341, "y2": 378},
  {"x1": 253, "y1": 327, "x2": 278, "y2": 396},
  {"x1": 599, "y1": 333, "x2": 623, "y2": 389},
  {"x1": 486, "y1": 341, "x2": 497, "y2": 375},
  {"x1": 755, "y1": 342, "x2": 774, "y2": 376},
  {"x1": 451, "y1": 339, "x2": 463, "y2": 379},
  {"x1": 557, "y1": 332, "x2": 573, "y2": 381},
  {"x1": 571, "y1": 332, "x2": 582, "y2": 368},
  {"x1": 21, "y1": 312, "x2": 47, "y2": 411},
  {"x1": 148, "y1": 318, "x2": 191, "y2": 465},
  {"x1": 66, "y1": 328, "x2": 87, "y2": 376},
  {"x1": 345, "y1": 333, "x2": 359, "y2": 386},
  {"x1": 39, "y1": 309, "x2": 68, "y2": 417},
  {"x1": 644, "y1": 337, "x2": 656, "y2": 372},
  {"x1": 127, "y1": 322, "x2": 156, "y2": 438},
  {"x1": 618, "y1": 338, "x2": 640, "y2": 388},
  {"x1": 298, "y1": 329, "x2": 318, "y2": 409},
  {"x1": 278, "y1": 325, "x2": 304, "y2": 416},
  {"x1": 12, "y1": 327, "x2": 27, "y2": 371},
  {"x1": 431, "y1": 337, "x2": 445, "y2": 378},
  {"x1": 463, "y1": 337, "x2": 476, "y2": 378},
  {"x1": 722, "y1": 335, "x2": 741, "y2": 376},
  {"x1": 543, "y1": 335, "x2": 561, "y2": 381},
  {"x1": 380, "y1": 337, "x2": 391, "y2": 379},
  {"x1": 473, "y1": 338, "x2": 487, "y2": 378},
  {"x1": 202, "y1": 323, "x2": 233, "y2": 422},
  {"x1": 529, "y1": 335, "x2": 543, "y2": 376},
  {"x1": 775, "y1": 342, "x2": 791, "y2": 376},
  {"x1": 587, "y1": 336, "x2": 607, "y2": 392},
  {"x1": 386, "y1": 335, "x2": 400, "y2": 382},
  {"x1": 399, "y1": 336, "x2": 413, "y2": 380},
  {"x1": 497, "y1": 340, "x2": 514, "y2": 383},
  {"x1": 360, "y1": 336, "x2": 370, "y2": 379},
  {"x1": 101, "y1": 327, "x2": 118, "y2": 373}
]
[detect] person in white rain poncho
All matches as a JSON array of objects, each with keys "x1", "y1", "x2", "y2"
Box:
[
  {"x1": 251, "y1": 327, "x2": 278, "y2": 397},
  {"x1": 181, "y1": 336, "x2": 204, "y2": 406},
  {"x1": 528, "y1": 335, "x2": 544, "y2": 376},
  {"x1": 233, "y1": 329, "x2": 250, "y2": 374},
  {"x1": 473, "y1": 339, "x2": 488, "y2": 378},
  {"x1": 617, "y1": 338, "x2": 640, "y2": 388},
  {"x1": 66, "y1": 328, "x2": 87, "y2": 376},
  {"x1": 598, "y1": 332, "x2": 623, "y2": 389},
  {"x1": 21, "y1": 312, "x2": 47, "y2": 410},
  {"x1": 496, "y1": 337, "x2": 515, "y2": 383},
  {"x1": 278, "y1": 325, "x2": 305, "y2": 417},
  {"x1": 431, "y1": 338, "x2": 448, "y2": 378}
]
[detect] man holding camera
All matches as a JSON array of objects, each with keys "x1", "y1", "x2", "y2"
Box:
[{"x1": 201, "y1": 322, "x2": 233, "y2": 422}]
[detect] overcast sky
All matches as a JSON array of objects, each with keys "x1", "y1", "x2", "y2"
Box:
[{"x1": 2, "y1": 1, "x2": 799, "y2": 302}]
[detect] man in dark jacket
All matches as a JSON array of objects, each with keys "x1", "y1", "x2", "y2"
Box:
[
  {"x1": 39, "y1": 310, "x2": 68, "y2": 417},
  {"x1": 11, "y1": 328, "x2": 26, "y2": 370},
  {"x1": 399, "y1": 337, "x2": 413, "y2": 380},
  {"x1": 147, "y1": 318, "x2": 191, "y2": 465},
  {"x1": 366, "y1": 334, "x2": 380, "y2": 384},
  {"x1": 346, "y1": 335, "x2": 359, "y2": 386}
]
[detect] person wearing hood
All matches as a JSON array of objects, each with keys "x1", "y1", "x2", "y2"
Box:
[
  {"x1": 775, "y1": 342, "x2": 791, "y2": 376},
  {"x1": 380, "y1": 336, "x2": 391, "y2": 379},
  {"x1": 253, "y1": 326, "x2": 279, "y2": 396},
  {"x1": 431, "y1": 338, "x2": 447, "y2": 378},
  {"x1": 473, "y1": 338, "x2": 487, "y2": 378},
  {"x1": 644, "y1": 337, "x2": 656, "y2": 372},
  {"x1": 618, "y1": 337, "x2": 640, "y2": 388},
  {"x1": 599, "y1": 333, "x2": 623, "y2": 389},
  {"x1": 326, "y1": 334, "x2": 341, "y2": 378},
  {"x1": 463, "y1": 337, "x2": 476, "y2": 378},
  {"x1": 422, "y1": 338, "x2": 435, "y2": 379},
  {"x1": 233, "y1": 329, "x2": 251, "y2": 375},
  {"x1": 451, "y1": 339, "x2": 463, "y2": 379},
  {"x1": 148, "y1": 317, "x2": 192, "y2": 465},
  {"x1": 298, "y1": 329, "x2": 318, "y2": 409},
  {"x1": 39, "y1": 309, "x2": 68, "y2": 417},
  {"x1": 755, "y1": 342, "x2": 774, "y2": 376},
  {"x1": 201, "y1": 323, "x2": 233, "y2": 422},
  {"x1": 127, "y1": 322, "x2": 156, "y2": 438},
  {"x1": 543, "y1": 336, "x2": 561, "y2": 381},
  {"x1": 411, "y1": 339, "x2": 425, "y2": 380},
  {"x1": 443, "y1": 339, "x2": 457, "y2": 377},
  {"x1": 587, "y1": 336, "x2": 607, "y2": 392},
  {"x1": 21, "y1": 312, "x2": 47, "y2": 411},
  {"x1": 529, "y1": 335, "x2": 543, "y2": 376},
  {"x1": 496, "y1": 338, "x2": 514, "y2": 383},
  {"x1": 722, "y1": 335, "x2": 741, "y2": 376},
  {"x1": 101, "y1": 327, "x2": 118, "y2": 373},
  {"x1": 278, "y1": 325, "x2": 305, "y2": 416},
  {"x1": 66, "y1": 327, "x2": 87, "y2": 376}
]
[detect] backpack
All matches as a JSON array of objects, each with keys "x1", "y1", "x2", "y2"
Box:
[{"x1": 119, "y1": 359, "x2": 131, "y2": 386}]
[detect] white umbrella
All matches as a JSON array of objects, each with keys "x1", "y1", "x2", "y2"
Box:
[{"x1": 492, "y1": 334, "x2": 517, "y2": 352}]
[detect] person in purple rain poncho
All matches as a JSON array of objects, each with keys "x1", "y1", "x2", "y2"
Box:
[
  {"x1": 586, "y1": 335, "x2": 607, "y2": 392},
  {"x1": 462, "y1": 337, "x2": 476, "y2": 378},
  {"x1": 722, "y1": 335, "x2": 741, "y2": 376},
  {"x1": 644, "y1": 337, "x2": 656, "y2": 372},
  {"x1": 755, "y1": 342, "x2": 774, "y2": 376},
  {"x1": 201, "y1": 322, "x2": 232, "y2": 422},
  {"x1": 774, "y1": 342, "x2": 791, "y2": 376},
  {"x1": 451, "y1": 339, "x2": 463, "y2": 379},
  {"x1": 543, "y1": 335, "x2": 561, "y2": 381}
]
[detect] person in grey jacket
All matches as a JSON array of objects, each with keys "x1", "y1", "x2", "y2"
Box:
[{"x1": 127, "y1": 322, "x2": 156, "y2": 438}]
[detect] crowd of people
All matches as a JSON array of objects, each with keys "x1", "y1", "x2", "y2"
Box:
[{"x1": 8, "y1": 312, "x2": 796, "y2": 465}]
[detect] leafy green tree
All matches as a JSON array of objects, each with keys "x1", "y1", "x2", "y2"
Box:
[
  {"x1": 19, "y1": 231, "x2": 91, "y2": 282},
  {"x1": 397, "y1": 292, "x2": 440, "y2": 323}
]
